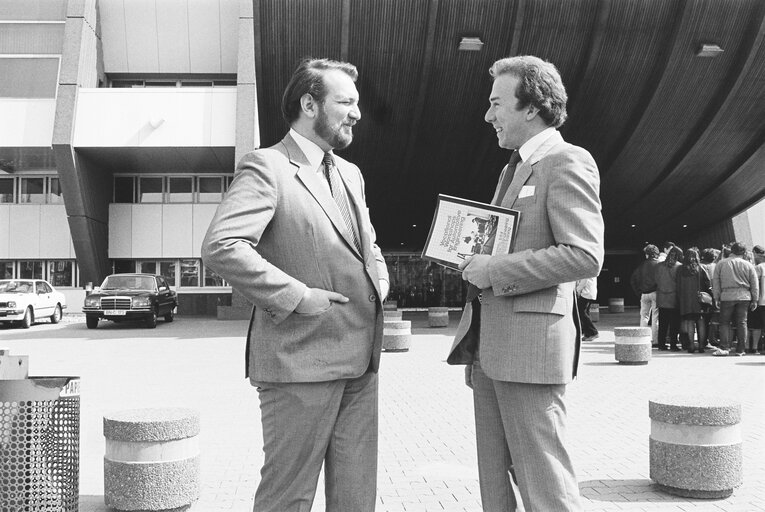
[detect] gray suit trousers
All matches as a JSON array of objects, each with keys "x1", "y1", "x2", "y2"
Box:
[
  {"x1": 253, "y1": 372, "x2": 378, "y2": 512},
  {"x1": 472, "y1": 361, "x2": 583, "y2": 512}
]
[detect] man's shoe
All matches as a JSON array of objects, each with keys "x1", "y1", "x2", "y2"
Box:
[
  {"x1": 669, "y1": 346, "x2": 681, "y2": 352},
  {"x1": 582, "y1": 334, "x2": 599, "y2": 341},
  {"x1": 712, "y1": 349, "x2": 729, "y2": 357}
]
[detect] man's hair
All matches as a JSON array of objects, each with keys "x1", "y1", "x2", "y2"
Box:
[
  {"x1": 281, "y1": 58, "x2": 358, "y2": 125},
  {"x1": 700, "y1": 248, "x2": 717, "y2": 263},
  {"x1": 643, "y1": 244, "x2": 659, "y2": 259},
  {"x1": 753, "y1": 245, "x2": 764, "y2": 255},
  {"x1": 489, "y1": 55, "x2": 568, "y2": 128},
  {"x1": 731, "y1": 241, "x2": 747, "y2": 256},
  {"x1": 664, "y1": 246, "x2": 683, "y2": 267},
  {"x1": 661, "y1": 241, "x2": 675, "y2": 251}
]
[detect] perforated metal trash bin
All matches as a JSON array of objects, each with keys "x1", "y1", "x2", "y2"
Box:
[{"x1": 0, "y1": 377, "x2": 80, "y2": 512}]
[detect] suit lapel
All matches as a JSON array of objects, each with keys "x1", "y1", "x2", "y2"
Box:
[
  {"x1": 501, "y1": 131, "x2": 564, "y2": 207},
  {"x1": 281, "y1": 135, "x2": 362, "y2": 259}
]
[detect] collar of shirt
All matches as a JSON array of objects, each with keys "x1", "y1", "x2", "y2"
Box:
[
  {"x1": 290, "y1": 128, "x2": 333, "y2": 176},
  {"x1": 518, "y1": 126, "x2": 557, "y2": 163}
]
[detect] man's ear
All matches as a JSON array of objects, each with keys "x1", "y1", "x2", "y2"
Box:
[
  {"x1": 525, "y1": 105, "x2": 539, "y2": 121},
  {"x1": 300, "y1": 93, "x2": 318, "y2": 119}
]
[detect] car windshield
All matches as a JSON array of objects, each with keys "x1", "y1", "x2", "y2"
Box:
[
  {"x1": 0, "y1": 280, "x2": 34, "y2": 293},
  {"x1": 100, "y1": 276, "x2": 157, "y2": 291}
]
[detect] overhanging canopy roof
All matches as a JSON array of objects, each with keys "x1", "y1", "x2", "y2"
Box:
[{"x1": 252, "y1": 0, "x2": 765, "y2": 251}]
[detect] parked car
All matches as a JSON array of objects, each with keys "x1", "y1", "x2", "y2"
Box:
[
  {"x1": 0, "y1": 279, "x2": 67, "y2": 328},
  {"x1": 82, "y1": 273, "x2": 177, "y2": 329}
]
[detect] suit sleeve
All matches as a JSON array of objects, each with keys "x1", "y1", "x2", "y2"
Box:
[
  {"x1": 201, "y1": 151, "x2": 307, "y2": 324},
  {"x1": 487, "y1": 147, "x2": 604, "y2": 295}
]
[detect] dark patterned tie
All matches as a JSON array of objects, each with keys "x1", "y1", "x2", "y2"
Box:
[
  {"x1": 323, "y1": 153, "x2": 362, "y2": 253},
  {"x1": 494, "y1": 150, "x2": 522, "y2": 205}
]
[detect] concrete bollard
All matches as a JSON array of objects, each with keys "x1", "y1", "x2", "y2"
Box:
[
  {"x1": 590, "y1": 303, "x2": 600, "y2": 323},
  {"x1": 384, "y1": 310, "x2": 402, "y2": 321},
  {"x1": 383, "y1": 319, "x2": 411, "y2": 352},
  {"x1": 383, "y1": 302, "x2": 398, "y2": 311},
  {"x1": 608, "y1": 297, "x2": 625, "y2": 313},
  {"x1": 427, "y1": 307, "x2": 449, "y2": 327},
  {"x1": 104, "y1": 408, "x2": 200, "y2": 511},
  {"x1": 649, "y1": 395, "x2": 742, "y2": 498},
  {"x1": 614, "y1": 326, "x2": 651, "y2": 364}
]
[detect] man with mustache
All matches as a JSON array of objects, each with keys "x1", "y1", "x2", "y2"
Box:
[{"x1": 202, "y1": 58, "x2": 389, "y2": 511}]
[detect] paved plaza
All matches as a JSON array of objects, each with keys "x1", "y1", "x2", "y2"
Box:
[{"x1": 1, "y1": 308, "x2": 763, "y2": 512}]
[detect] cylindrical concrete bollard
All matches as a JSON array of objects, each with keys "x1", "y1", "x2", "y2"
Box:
[
  {"x1": 428, "y1": 307, "x2": 449, "y2": 327},
  {"x1": 614, "y1": 326, "x2": 651, "y2": 364},
  {"x1": 384, "y1": 310, "x2": 402, "y2": 321},
  {"x1": 383, "y1": 302, "x2": 398, "y2": 311},
  {"x1": 104, "y1": 408, "x2": 200, "y2": 511},
  {"x1": 608, "y1": 297, "x2": 625, "y2": 313},
  {"x1": 383, "y1": 319, "x2": 412, "y2": 352},
  {"x1": 590, "y1": 303, "x2": 600, "y2": 323},
  {"x1": 649, "y1": 395, "x2": 742, "y2": 498}
]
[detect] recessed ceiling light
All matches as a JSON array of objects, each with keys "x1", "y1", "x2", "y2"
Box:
[
  {"x1": 458, "y1": 37, "x2": 484, "y2": 52},
  {"x1": 696, "y1": 44, "x2": 724, "y2": 58}
]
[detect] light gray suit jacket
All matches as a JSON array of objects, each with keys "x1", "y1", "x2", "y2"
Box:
[
  {"x1": 447, "y1": 131, "x2": 604, "y2": 384},
  {"x1": 202, "y1": 134, "x2": 389, "y2": 383}
]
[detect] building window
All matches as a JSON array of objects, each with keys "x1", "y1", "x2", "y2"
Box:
[
  {"x1": 18, "y1": 260, "x2": 43, "y2": 279},
  {"x1": 159, "y1": 261, "x2": 176, "y2": 286},
  {"x1": 48, "y1": 177, "x2": 64, "y2": 204},
  {"x1": 198, "y1": 176, "x2": 224, "y2": 202},
  {"x1": 180, "y1": 259, "x2": 199, "y2": 286},
  {"x1": 0, "y1": 261, "x2": 13, "y2": 279},
  {"x1": 138, "y1": 177, "x2": 163, "y2": 203},
  {"x1": 204, "y1": 266, "x2": 227, "y2": 287},
  {"x1": 0, "y1": 177, "x2": 13, "y2": 203},
  {"x1": 19, "y1": 177, "x2": 45, "y2": 204},
  {"x1": 168, "y1": 177, "x2": 193, "y2": 203},
  {"x1": 114, "y1": 176, "x2": 135, "y2": 203},
  {"x1": 109, "y1": 77, "x2": 236, "y2": 88},
  {"x1": 48, "y1": 260, "x2": 73, "y2": 287}
]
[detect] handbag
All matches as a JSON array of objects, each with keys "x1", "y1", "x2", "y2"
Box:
[{"x1": 698, "y1": 291, "x2": 713, "y2": 305}]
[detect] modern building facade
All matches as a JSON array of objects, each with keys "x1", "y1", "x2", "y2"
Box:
[{"x1": 2, "y1": 0, "x2": 764, "y2": 314}]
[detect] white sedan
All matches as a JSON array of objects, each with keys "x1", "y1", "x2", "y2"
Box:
[{"x1": 0, "y1": 279, "x2": 67, "y2": 328}]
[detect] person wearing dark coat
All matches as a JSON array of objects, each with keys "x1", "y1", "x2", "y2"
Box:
[{"x1": 676, "y1": 247, "x2": 712, "y2": 353}]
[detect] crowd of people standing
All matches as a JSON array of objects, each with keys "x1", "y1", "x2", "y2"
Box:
[{"x1": 630, "y1": 241, "x2": 764, "y2": 356}]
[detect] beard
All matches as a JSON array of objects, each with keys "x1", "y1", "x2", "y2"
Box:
[{"x1": 315, "y1": 105, "x2": 353, "y2": 150}]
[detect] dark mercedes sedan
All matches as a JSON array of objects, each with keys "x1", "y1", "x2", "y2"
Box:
[{"x1": 82, "y1": 273, "x2": 177, "y2": 329}]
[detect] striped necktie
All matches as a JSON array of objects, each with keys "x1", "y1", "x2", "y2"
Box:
[{"x1": 323, "y1": 153, "x2": 362, "y2": 253}]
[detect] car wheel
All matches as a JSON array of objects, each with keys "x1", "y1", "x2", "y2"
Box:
[
  {"x1": 50, "y1": 304, "x2": 62, "y2": 324},
  {"x1": 164, "y1": 308, "x2": 174, "y2": 323},
  {"x1": 86, "y1": 315, "x2": 99, "y2": 329},
  {"x1": 145, "y1": 309, "x2": 158, "y2": 329},
  {"x1": 20, "y1": 307, "x2": 33, "y2": 329}
]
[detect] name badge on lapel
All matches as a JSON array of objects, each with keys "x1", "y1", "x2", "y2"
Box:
[{"x1": 519, "y1": 186, "x2": 535, "y2": 198}]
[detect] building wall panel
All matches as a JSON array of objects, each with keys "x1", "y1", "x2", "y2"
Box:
[
  {"x1": 0, "y1": 205, "x2": 9, "y2": 258},
  {"x1": 123, "y1": 0, "x2": 159, "y2": 72},
  {"x1": 38, "y1": 205, "x2": 73, "y2": 258},
  {"x1": 192, "y1": 203, "x2": 217, "y2": 258},
  {"x1": 108, "y1": 203, "x2": 132, "y2": 258},
  {"x1": 130, "y1": 204, "x2": 162, "y2": 257},
  {"x1": 188, "y1": 0, "x2": 221, "y2": 72},
  {"x1": 8, "y1": 206, "x2": 41, "y2": 258},
  {"x1": 0, "y1": 23, "x2": 65, "y2": 53},
  {"x1": 156, "y1": 0, "x2": 191, "y2": 73},
  {"x1": 161, "y1": 204, "x2": 193, "y2": 257}
]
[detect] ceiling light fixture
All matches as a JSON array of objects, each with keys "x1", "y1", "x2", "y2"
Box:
[
  {"x1": 458, "y1": 37, "x2": 484, "y2": 52},
  {"x1": 696, "y1": 44, "x2": 724, "y2": 58}
]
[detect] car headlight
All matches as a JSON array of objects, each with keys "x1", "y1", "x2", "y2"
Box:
[
  {"x1": 7, "y1": 301, "x2": 16, "y2": 308},
  {"x1": 84, "y1": 297, "x2": 99, "y2": 307},
  {"x1": 132, "y1": 297, "x2": 151, "y2": 308}
]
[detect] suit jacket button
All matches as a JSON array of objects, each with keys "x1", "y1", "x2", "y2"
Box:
[{"x1": 369, "y1": 294, "x2": 376, "y2": 302}]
